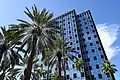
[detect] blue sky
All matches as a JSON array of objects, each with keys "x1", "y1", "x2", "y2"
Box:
[{"x1": 0, "y1": 0, "x2": 120, "y2": 79}]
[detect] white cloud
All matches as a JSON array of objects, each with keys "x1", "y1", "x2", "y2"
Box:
[{"x1": 97, "y1": 24, "x2": 120, "y2": 60}]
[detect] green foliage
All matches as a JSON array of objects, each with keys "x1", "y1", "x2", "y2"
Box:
[
  {"x1": 42, "y1": 36, "x2": 78, "y2": 69},
  {"x1": 102, "y1": 60, "x2": 117, "y2": 75},
  {"x1": 50, "y1": 72, "x2": 58, "y2": 80},
  {"x1": 9, "y1": 4, "x2": 58, "y2": 80},
  {"x1": 74, "y1": 59, "x2": 84, "y2": 71}
]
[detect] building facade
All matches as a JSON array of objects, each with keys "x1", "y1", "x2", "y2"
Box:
[{"x1": 53, "y1": 10, "x2": 115, "y2": 80}]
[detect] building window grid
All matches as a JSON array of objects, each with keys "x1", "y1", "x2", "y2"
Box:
[{"x1": 54, "y1": 10, "x2": 109, "y2": 80}]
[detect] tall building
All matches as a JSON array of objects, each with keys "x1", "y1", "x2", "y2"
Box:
[{"x1": 53, "y1": 10, "x2": 115, "y2": 80}]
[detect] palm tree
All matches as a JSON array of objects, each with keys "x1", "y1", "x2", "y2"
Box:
[
  {"x1": 50, "y1": 72, "x2": 58, "y2": 80},
  {"x1": 102, "y1": 60, "x2": 117, "y2": 80},
  {"x1": 14, "y1": 54, "x2": 46, "y2": 80},
  {"x1": 9, "y1": 5, "x2": 58, "y2": 80},
  {"x1": 74, "y1": 59, "x2": 84, "y2": 80},
  {"x1": 34, "y1": 66, "x2": 47, "y2": 80},
  {"x1": 0, "y1": 56, "x2": 20, "y2": 80},
  {"x1": 42, "y1": 36, "x2": 78, "y2": 80},
  {"x1": 0, "y1": 27, "x2": 22, "y2": 65},
  {"x1": 0, "y1": 26, "x2": 23, "y2": 79},
  {"x1": 41, "y1": 49, "x2": 52, "y2": 80}
]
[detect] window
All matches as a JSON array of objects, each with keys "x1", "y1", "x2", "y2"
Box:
[
  {"x1": 79, "y1": 20, "x2": 81, "y2": 22},
  {"x1": 70, "y1": 36, "x2": 72, "y2": 39},
  {"x1": 91, "y1": 25, "x2": 93, "y2": 27},
  {"x1": 72, "y1": 64, "x2": 74, "y2": 68},
  {"x1": 84, "y1": 22, "x2": 87, "y2": 25},
  {"x1": 74, "y1": 24, "x2": 76, "y2": 27},
  {"x1": 88, "y1": 17, "x2": 90, "y2": 19},
  {"x1": 68, "y1": 18, "x2": 69, "y2": 20},
  {"x1": 76, "y1": 40, "x2": 78, "y2": 43},
  {"x1": 69, "y1": 31, "x2": 71, "y2": 33},
  {"x1": 92, "y1": 30, "x2": 95, "y2": 33},
  {"x1": 89, "y1": 66, "x2": 92, "y2": 70},
  {"x1": 70, "y1": 42, "x2": 72, "y2": 45},
  {"x1": 84, "y1": 44, "x2": 87, "y2": 47},
  {"x1": 88, "y1": 37, "x2": 91, "y2": 40},
  {"x1": 91, "y1": 75, "x2": 94, "y2": 79},
  {"x1": 68, "y1": 22, "x2": 70, "y2": 24},
  {"x1": 78, "y1": 54, "x2": 81, "y2": 58},
  {"x1": 77, "y1": 47, "x2": 80, "y2": 50},
  {"x1": 67, "y1": 75, "x2": 69, "y2": 79},
  {"x1": 87, "y1": 32, "x2": 89, "y2": 34},
  {"x1": 94, "y1": 35, "x2": 97, "y2": 38},
  {"x1": 81, "y1": 72, "x2": 84, "y2": 77},
  {"x1": 83, "y1": 18, "x2": 85, "y2": 20},
  {"x1": 83, "y1": 38, "x2": 85, "y2": 41},
  {"x1": 91, "y1": 49, "x2": 95, "y2": 52},
  {"x1": 86, "y1": 27, "x2": 88, "y2": 29},
  {"x1": 87, "y1": 58, "x2": 90, "y2": 62},
  {"x1": 86, "y1": 51, "x2": 88, "y2": 54},
  {"x1": 96, "y1": 41, "x2": 99, "y2": 44},
  {"x1": 74, "y1": 29, "x2": 76, "y2": 31},
  {"x1": 94, "y1": 56, "x2": 97, "y2": 60},
  {"x1": 75, "y1": 34, "x2": 77, "y2": 37},
  {"x1": 90, "y1": 43, "x2": 93, "y2": 46},
  {"x1": 101, "y1": 55, "x2": 104, "y2": 58},
  {"x1": 60, "y1": 21, "x2": 62, "y2": 23},
  {"x1": 73, "y1": 20, "x2": 75, "y2": 22},
  {"x1": 98, "y1": 47, "x2": 101, "y2": 51},
  {"x1": 79, "y1": 24, "x2": 82, "y2": 26},
  {"x1": 96, "y1": 64, "x2": 99, "y2": 69},
  {"x1": 98, "y1": 74, "x2": 102, "y2": 79},
  {"x1": 81, "y1": 28, "x2": 83, "y2": 31},
  {"x1": 73, "y1": 73, "x2": 77, "y2": 78}
]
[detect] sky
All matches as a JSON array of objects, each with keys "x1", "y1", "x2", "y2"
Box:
[{"x1": 0, "y1": 0, "x2": 120, "y2": 79}]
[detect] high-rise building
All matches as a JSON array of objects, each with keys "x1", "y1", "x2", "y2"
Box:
[{"x1": 53, "y1": 10, "x2": 115, "y2": 80}]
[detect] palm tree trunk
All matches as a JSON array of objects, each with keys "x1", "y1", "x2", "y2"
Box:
[
  {"x1": 58, "y1": 58, "x2": 62, "y2": 80},
  {"x1": 63, "y1": 57, "x2": 66, "y2": 80},
  {"x1": 57, "y1": 53, "x2": 62, "y2": 80},
  {"x1": 0, "y1": 72, "x2": 5, "y2": 80},
  {"x1": 24, "y1": 53, "x2": 34, "y2": 80},
  {"x1": 109, "y1": 71, "x2": 115, "y2": 80},
  {"x1": 0, "y1": 44, "x2": 6, "y2": 62},
  {"x1": 20, "y1": 75, "x2": 24, "y2": 80},
  {"x1": 24, "y1": 36, "x2": 36, "y2": 80},
  {"x1": 79, "y1": 68, "x2": 82, "y2": 80},
  {"x1": 47, "y1": 64, "x2": 50, "y2": 80}
]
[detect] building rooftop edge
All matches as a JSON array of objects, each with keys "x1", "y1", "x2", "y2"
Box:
[{"x1": 53, "y1": 9, "x2": 91, "y2": 20}]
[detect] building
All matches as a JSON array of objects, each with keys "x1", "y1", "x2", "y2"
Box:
[{"x1": 53, "y1": 10, "x2": 115, "y2": 80}]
